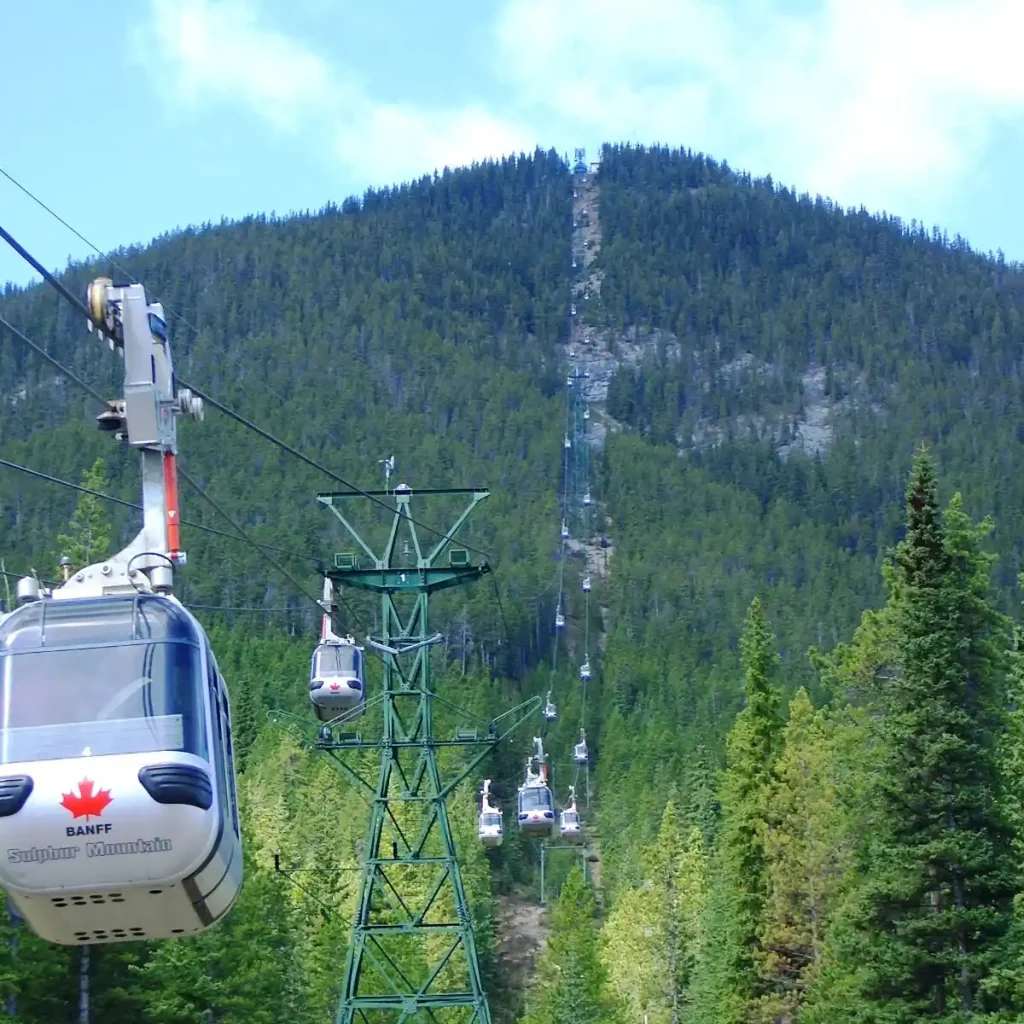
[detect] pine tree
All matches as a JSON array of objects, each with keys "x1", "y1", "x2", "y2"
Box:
[
  {"x1": 855, "y1": 449, "x2": 1016, "y2": 1018},
  {"x1": 521, "y1": 866, "x2": 618, "y2": 1024},
  {"x1": 690, "y1": 597, "x2": 782, "y2": 1022},
  {"x1": 602, "y1": 801, "x2": 710, "y2": 1022},
  {"x1": 1001, "y1": 617, "x2": 1024, "y2": 849},
  {"x1": 601, "y1": 884, "x2": 665, "y2": 1020},
  {"x1": 681, "y1": 746, "x2": 720, "y2": 842},
  {"x1": 55, "y1": 457, "x2": 111, "y2": 573},
  {"x1": 753, "y1": 687, "x2": 847, "y2": 1022},
  {"x1": 133, "y1": 846, "x2": 299, "y2": 1023}
]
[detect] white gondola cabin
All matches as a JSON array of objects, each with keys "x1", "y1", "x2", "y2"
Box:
[
  {"x1": 0, "y1": 276, "x2": 242, "y2": 947},
  {"x1": 478, "y1": 780, "x2": 503, "y2": 846},
  {"x1": 582, "y1": 575, "x2": 591, "y2": 593},
  {"x1": 543, "y1": 692, "x2": 557, "y2": 722},
  {"x1": 310, "y1": 578, "x2": 365, "y2": 721},
  {"x1": 563, "y1": 434, "x2": 572, "y2": 450},
  {"x1": 555, "y1": 608, "x2": 565, "y2": 630},
  {"x1": 309, "y1": 640, "x2": 365, "y2": 720},
  {"x1": 579, "y1": 659, "x2": 592, "y2": 682},
  {"x1": 574, "y1": 732, "x2": 589, "y2": 765},
  {"x1": 560, "y1": 805, "x2": 581, "y2": 837},
  {"x1": 478, "y1": 810, "x2": 503, "y2": 846},
  {"x1": 560, "y1": 522, "x2": 569, "y2": 541},
  {"x1": 0, "y1": 593, "x2": 242, "y2": 945},
  {"x1": 517, "y1": 783, "x2": 555, "y2": 837}
]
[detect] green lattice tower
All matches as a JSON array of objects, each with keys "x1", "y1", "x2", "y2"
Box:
[{"x1": 312, "y1": 485, "x2": 536, "y2": 1024}]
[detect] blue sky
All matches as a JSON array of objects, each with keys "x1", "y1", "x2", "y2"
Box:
[{"x1": 3, "y1": 0, "x2": 1024, "y2": 287}]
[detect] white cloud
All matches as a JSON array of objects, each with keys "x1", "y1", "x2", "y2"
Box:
[
  {"x1": 142, "y1": 0, "x2": 343, "y2": 131},
  {"x1": 136, "y1": 0, "x2": 1024, "y2": 226},
  {"x1": 496, "y1": 0, "x2": 1024, "y2": 216},
  {"x1": 335, "y1": 104, "x2": 531, "y2": 186},
  {"x1": 136, "y1": 0, "x2": 533, "y2": 184}
]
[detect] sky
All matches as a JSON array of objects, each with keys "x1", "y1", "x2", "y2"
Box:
[{"x1": 3, "y1": 0, "x2": 1024, "y2": 288}]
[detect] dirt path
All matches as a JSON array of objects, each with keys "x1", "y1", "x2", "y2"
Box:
[{"x1": 492, "y1": 894, "x2": 550, "y2": 1021}]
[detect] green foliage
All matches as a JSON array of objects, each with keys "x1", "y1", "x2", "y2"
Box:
[
  {"x1": 55, "y1": 456, "x2": 110, "y2": 574},
  {"x1": 688, "y1": 600, "x2": 783, "y2": 1022},
  {"x1": 521, "y1": 866, "x2": 619, "y2": 1024},
  {"x1": 603, "y1": 802, "x2": 709, "y2": 1021},
  {"x1": 752, "y1": 688, "x2": 847, "y2": 1021},
  {"x1": 846, "y1": 450, "x2": 1017, "y2": 1018}
]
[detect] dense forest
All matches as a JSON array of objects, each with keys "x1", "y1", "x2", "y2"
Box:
[{"x1": 2, "y1": 142, "x2": 1024, "y2": 1021}]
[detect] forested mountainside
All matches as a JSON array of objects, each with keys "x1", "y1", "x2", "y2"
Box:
[{"x1": 3, "y1": 142, "x2": 1024, "y2": 1021}]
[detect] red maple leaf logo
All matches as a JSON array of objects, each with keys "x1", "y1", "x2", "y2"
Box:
[{"x1": 60, "y1": 779, "x2": 113, "y2": 820}]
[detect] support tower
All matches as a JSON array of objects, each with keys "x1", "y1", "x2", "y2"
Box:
[{"x1": 314, "y1": 484, "x2": 531, "y2": 1023}]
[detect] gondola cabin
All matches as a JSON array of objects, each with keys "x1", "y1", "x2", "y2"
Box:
[
  {"x1": 0, "y1": 592, "x2": 242, "y2": 945},
  {"x1": 309, "y1": 639, "x2": 365, "y2": 720},
  {"x1": 478, "y1": 809, "x2": 503, "y2": 846},
  {"x1": 517, "y1": 783, "x2": 555, "y2": 836},
  {"x1": 574, "y1": 739, "x2": 589, "y2": 765},
  {"x1": 560, "y1": 807, "x2": 581, "y2": 837}
]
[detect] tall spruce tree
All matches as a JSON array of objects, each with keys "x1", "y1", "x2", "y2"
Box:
[
  {"x1": 689, "y1": 597, "x2": 782, "y2": 1022},
  {"x1": 753, "y1": 687, "x2": 848, "y2": 1022},
  {"x1": 988, "y1": 603, "x2": 1024, "y2": 1009},
  {"x1": 856, "y1": 448, "x2": 1016, "y2": 1018}
]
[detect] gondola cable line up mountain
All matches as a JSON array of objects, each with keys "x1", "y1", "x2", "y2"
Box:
[{"x1": 503, "y1": 150, "x2": 604, "y2": 926}]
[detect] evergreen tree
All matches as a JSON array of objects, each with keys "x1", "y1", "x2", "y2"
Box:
[
  {"x1": 852, "y1": 449, "x2": 1016, "y2": 1018},
  {"x1": 1000, "y1": 615, "x2": 1024, "y2": 849},
  {"x1": 601, "y1": 885, "x2": 664, "y2": 1020},
  {"x1": 681, "y1": 747, "x2": 720, "y2": 843},
  {"x1": 690, "y1": 597, "x2": 782, "y2": 1022},
  {"x1": 521, "y1": 866, "x2": 618, "y2": 1024},
  {"x1": 55, "y1": 457, "x2": 110, "y2": 573},
  {"x1": 133, "y1": 847, "x2": 300, "y2": 1023},
  {"x1": 602, "y1": 801, "x2": 709, "y2": 1022},
  {"x1": 753, "y1": 687, "x2": 847, "y2": 1021}
]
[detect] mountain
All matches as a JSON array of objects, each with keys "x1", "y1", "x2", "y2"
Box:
[{"x1": 2, "y1": 141, "x2": 1024, "y2": 1021}]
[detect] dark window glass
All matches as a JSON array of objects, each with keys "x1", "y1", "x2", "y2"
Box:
[
  {"x1": 518, "y1": 787, "x2": 551, "y2": 812},
  {"x1": 1, "y1": 594, "x2": 200, "y2": 650},
  {"x1": 312, "y1": 645, "x2": 361, "y2": 678},
  {"x1": 481, "y1": 812, "x2": 501, "y2": 828},
  {"x1": 219, "y1": 685, "x2": 240, "y2": 837},
  {"x1": 0, "y1": 641, "x2": 206, "y2": 764},
  {"x1": 148, "y1": 312, "x2": 167, "y2": 342}
]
